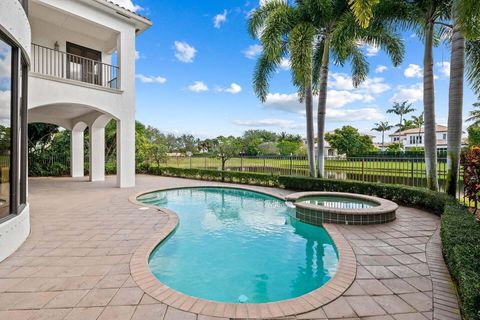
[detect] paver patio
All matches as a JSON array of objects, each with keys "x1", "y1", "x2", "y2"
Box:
[{"x1": 0, "y1": 175, "x2": 461, "y2": 319}]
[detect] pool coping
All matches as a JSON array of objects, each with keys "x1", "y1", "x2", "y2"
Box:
[{"x1": 128, "y1": 185, "x2": 357, "y2": 319}]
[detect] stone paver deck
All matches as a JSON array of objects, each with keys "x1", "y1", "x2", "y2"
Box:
[{"x1": 0, "y1": 175, "x2": 460, "y2": 320}]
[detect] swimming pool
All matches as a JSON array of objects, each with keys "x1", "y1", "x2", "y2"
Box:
[{"x1": 137, "y1": 187, "x2": 339, "y2": 304}]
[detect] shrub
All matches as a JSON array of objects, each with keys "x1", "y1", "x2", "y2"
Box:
[{"x1": 461, "y1": 147, "x2": 480, "y2": 206}]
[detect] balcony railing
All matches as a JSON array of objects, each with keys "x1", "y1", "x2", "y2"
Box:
[{"x1": 31, "y1": 44, "x2": 119, "y2": 90}]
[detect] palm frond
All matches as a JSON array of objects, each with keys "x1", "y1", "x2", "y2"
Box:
[
  {"x1": 466, "y1": 40, "x2": 480, "y2": 95},
  {"x1": 348, "y1": 0, "x2": 380, "y2": 28},
  {"x1": 312, "y1": 40, "x2": 325, "y2": 93},
  {"x1": 456, "y1": 0, "x2": 480, "y2": 39},
  {"x1": 253, "y1": 53, "x2": 281, "y2": 102},
  {"x1": 260, "y1": 4, "x2": 295, "y2": 60},
  {"x1": 289, "y1": 22, "x2": 316, "y2": 95},
  {"x1": 247, "y1": 0, "x2": 288, "y2": 38}
]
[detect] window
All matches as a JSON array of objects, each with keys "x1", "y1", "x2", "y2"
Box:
[
  {"x1": 443, "y1": 133, "x2": 447, "y2": 140},
  {"x1": 0, "y1": 39, "x2": 12, "y2": 219},
  {"x1": 0, "y1": 32, "x2": 28, "y2": 221},
  {"x1": 66, "y1": 42, "x2": 102, "y2": 86}
]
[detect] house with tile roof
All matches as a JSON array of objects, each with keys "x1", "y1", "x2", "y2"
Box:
[{"x1": 389, "y1": 125, "x2": 467, "y2": 151}]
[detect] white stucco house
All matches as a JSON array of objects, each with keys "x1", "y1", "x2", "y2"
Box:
[
  {"x1": 0, "y1": 0, "x2": 151, "y2": 262},
  {"x1": 389, "y1": 125, "x2": 467, "y2": 151}
]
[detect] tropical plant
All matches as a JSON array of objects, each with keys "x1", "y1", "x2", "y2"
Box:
[
  {"x1": 411, "y1": 112, "x2": 424, "y2": 146},
  {"x1": 386, "y1": 142, "x2": 403, "y2": 152},
  {"x1": 467, "y1": 125, "x2": 480, "y2": 147},
  {"x1": 312, "y1": 0, "x2": 404, "y2": 178},
  {"x1": 466, "y1": 102, "x2": 480, "y2": 127},
  {"x1": 371, "y1": 121, "x2": 393, "y2": 149},
  {"x1": 445, "y1": 0, "x2": 480, "y2": 196},
  {"x1": 248, "y1": 0, "x2": 316, "y2": 177},
  {"x1": 387, "y1": 101, "x2": 415, "y2": 131},
  {"x1": 400, "y1": 119, "x2": 416, "y2": 131}
]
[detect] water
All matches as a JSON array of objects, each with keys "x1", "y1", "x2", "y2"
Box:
[
  {"x1": 137, "y1": 187, "x2": 338, "y2": 304},
  {"x1": 297, "y1": 195, "x2": 378, "y2": 209}
]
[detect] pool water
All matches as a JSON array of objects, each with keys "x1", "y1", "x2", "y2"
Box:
[
  {"x1": 137, "y1": 187, "x2": 338, "y2": 304},
  {"x1": 298, "y1": 195, "x2": 378, "y2": 209}
]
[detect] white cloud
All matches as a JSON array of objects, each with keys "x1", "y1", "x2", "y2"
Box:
[
  {"x1": 264, "y1": 90, "x2": 374, "y2": 114},
  {"x1": 214, "y1": 10, "x2": 228, "y2": 28},
  {"x1": 218, "y1": 83, "x2": 242, "y2": 94},
  {"x1": 279, "y1": 58, "x2": 291, "y2": 70},
  {"x1": 188, "y1": 81, "x2": 208, "y2": 92},
  {"x1": 404, "y1": 64, "x2": 422, "y2": 78},
  {"x1": 364, "y1": 44, "x2": 380, "y2": 57},
  {"x1": 109, "y1": 0, "x2": 142, "y2": 12},
  {"x1": 328, "y1": 73, "x2": 391, "y2": 94},
  {"x1": 0, "y1": 46, "x2": 11, "y2": 78},
  {"x1": 436, "y1": 61, "x2": 450, "y2": 77},
  {"x1": 390, "y1": 83, "x2": 423, "y2": 103},
  {"x1": 375, "y1": 65, "x2": 387, "y2": 73},
  {"x1": 233, "y1": 119, "x2": 304, "y2": 129},
  {"x1": 243, "y1": 44, "x2": 262, "y2": 59},
  {"x1": 135, "y1": 51, "x2": 141, "y2": 60},
  {"x1": 0, "y1": 90, "x2": 11, "y2": 126},
  {"x1": 135, "y1": 74, "x2": 167, "y2": 84},
  {"x1": 174, "y1": 41, "x2": 197, "y2": 63}
]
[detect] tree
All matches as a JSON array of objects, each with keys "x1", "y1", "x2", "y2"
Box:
[
  {"x1": 325, "y1": 126, "x2": 375, "y2": 156},
  {"x1": 212, "y1": 136, "x2": 242, "y2": 171},
  {"x1": 467, "y1": 125, "x2": 480, "y2": 147},
  {"x1": 467, "y1": 102, "x2": 480, "y2": 127},
  {"x1": 387, "y1": 101, "x2": 415, "y2": 131},
  {"x1": 371, "y1": 121, "x2": 393, "y2": 149},
  {"x1": 310, "y1": 0, "x2": 404, "y2": 178},
  {"x1": 248, "y1": 0, "x2": 316, "y2": 177},
  {"x1": 147, "y1": 143, "x2": 168, "y2": 168},
  {"x1": 241, "y1": 130, "x2": 277, "y2": 155},
  {"x1": 277, "y1": 140, "x2": 302, "y2": 155},
  {"x1": 400, "y1": 119, "x2": 416, "y2": 131},
  {"x1": 445, "y1": 0, "x2": 480, "y2": 196},
  {"x1": 411, "y1": 112, "x2": 424, "y2": 146},
  {"x1": 258, "y1": 142, "x2": 278, "y2": 155}
]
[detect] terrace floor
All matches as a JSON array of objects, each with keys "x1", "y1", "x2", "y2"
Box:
[{"x1": 0, "y1": 175, "x2": 461, "y2": 320}]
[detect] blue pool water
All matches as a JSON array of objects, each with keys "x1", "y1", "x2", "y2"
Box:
[{"x1": 137, "y1": 187, "x2": 338, "y2": 303}]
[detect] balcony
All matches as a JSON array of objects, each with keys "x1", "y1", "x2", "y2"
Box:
[{"x1": 31, "y1": 43, "x2": 119, "y2": 90}]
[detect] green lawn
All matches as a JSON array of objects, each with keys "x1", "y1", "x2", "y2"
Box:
[{"x1": 161, "y1": 156, "x2": 452, "y2": 180}]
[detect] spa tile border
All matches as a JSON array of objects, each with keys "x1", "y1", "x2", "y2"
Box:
[
  {"x1": 286, "y1": 191, "x2": 398, "y2": 225},
  {"x1": 129, "y1": 185, "x2": 357, "y2": 319}
]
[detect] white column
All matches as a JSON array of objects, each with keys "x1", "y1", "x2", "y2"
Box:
[
  {"x1": 115, "y1": 28, "x2": 136, "y2": 188},
  {"x1": 71, "y1": 129, "x2": 84, "y2": 177},
  {"x1": 89, "y1": 126, "x2": 105, "y2": 182},
  {"x1": 116, "y1": 118, "x2": 135, "y2": 188}
]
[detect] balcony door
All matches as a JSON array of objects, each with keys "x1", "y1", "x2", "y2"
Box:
[{"x1": 66, "y1": 42, "x2": 102, "y2": 86}]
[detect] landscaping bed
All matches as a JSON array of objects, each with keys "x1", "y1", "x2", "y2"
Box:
[{"x1": 142, "y1": 166, "x2": 480, "y2": 320}]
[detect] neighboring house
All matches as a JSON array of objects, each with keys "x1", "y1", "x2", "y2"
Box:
[
  {"x1": 389, "y1": 125, "x2": 467, "y2": 151},
  {"x1": 0, "y1": 0, "x2": 151, "y2": 262},
  {"x1": 304, "y1": 140, "x2": 340, "y2": 157}
]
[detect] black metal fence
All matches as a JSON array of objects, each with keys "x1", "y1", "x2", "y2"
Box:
[{"x1": 161, "y1": 155, "x2": 464, "y2": 197}]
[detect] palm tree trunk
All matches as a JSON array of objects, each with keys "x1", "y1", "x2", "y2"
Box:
[
  {"x1": 305, "y1": 84, "x2": 316, "y2": 177},
  {"x1": 446, "y1": 7, "x2": 465, "y2": 196},
  {"x1": 316, "y1": 40, "x2": 329, "y2": 178},
  {"x1": 381, "y1": 131, "x2": 384, "y2": 149},
  {"x1": 423, "y1": 20, "x2": 439, "y2": 191}
]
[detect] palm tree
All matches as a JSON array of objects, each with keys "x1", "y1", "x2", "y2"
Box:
[
  {"x1": 371, "y1": 121, "x2": 393, "y2": 150},
  {"x1": 248, "y1": 0, "x2": 317, "y2": 177},
  {"x1": 310, "y1": 0, "x2": 404, "y2": 177},
  {"x1": 387, "y1": 101, "x2": 415, "y2": 131},
  {"x1": 400, "y1": 119, "x2": 416, "y2": 131},
  {"x1": 467, "y1": 102, "x2": 480, "y2": 127},
  {"x1": 445, "y1": 0, "x2": 480, "y2": 196},
  {"x1": 411, "y1": 112, "x2": 424, "y2": 146}
]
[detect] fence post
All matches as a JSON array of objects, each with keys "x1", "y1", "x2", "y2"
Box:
[
  {"x1": 410, "y1": 159, "x2": 414, "y2": 185},
  {"x1": 263, "y1": 157, "x2": 266, "y2": 173},
  {"x1": 362, "y1": 158, "x2": 365, "y2": 181},
  {"x1": 189, "y1": 156, "x2": 192, "y2": 169},
  {"x1": 290, "y1": 156, "x2": 293, "y2": 175},
  {"x1": 204, "y1": 156, "x2": 207, "y2": 169},
  {"x1": 240, "y1": 155, "x2": 243, "y2": 172}
]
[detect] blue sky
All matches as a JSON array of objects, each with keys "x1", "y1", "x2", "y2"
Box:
[{"x1": 118, "y1": 0, "x2": 478, "y2": 141}]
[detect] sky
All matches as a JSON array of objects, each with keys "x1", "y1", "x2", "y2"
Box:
[{"x1": 115, "y1": 0, "x2": 478, "y2": 142}]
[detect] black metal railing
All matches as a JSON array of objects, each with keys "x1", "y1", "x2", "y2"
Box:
[{"x1": 31, "y1": 43, "x2": 119, "y2": 89}]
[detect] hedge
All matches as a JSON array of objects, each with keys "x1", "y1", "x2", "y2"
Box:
[{"x1": 145, "y1": 166, "x2": 480, "y2": 319}]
